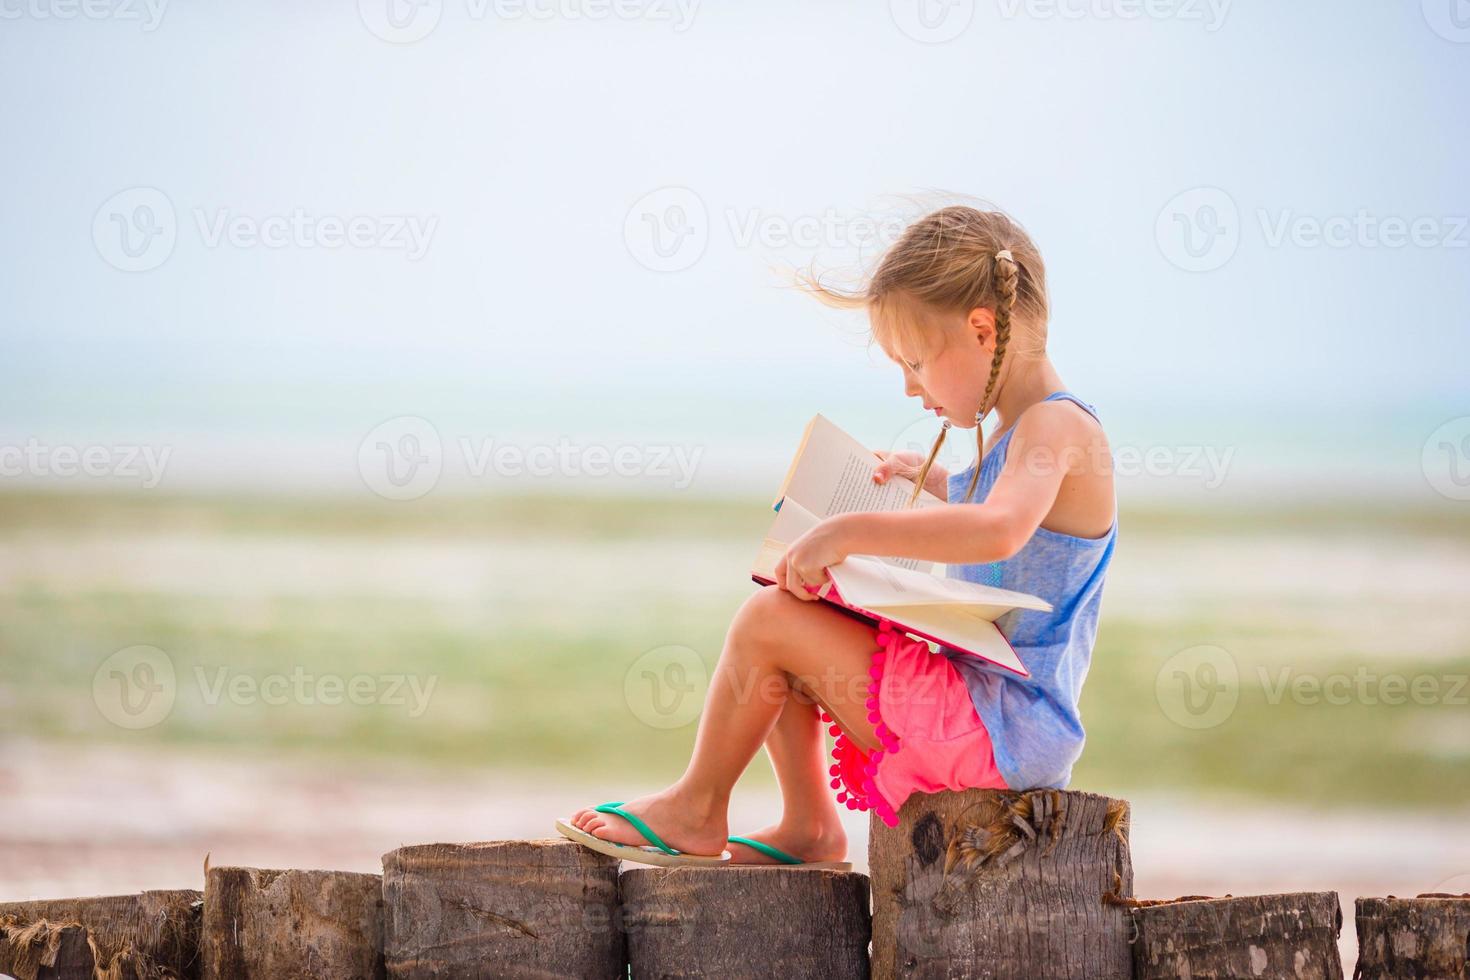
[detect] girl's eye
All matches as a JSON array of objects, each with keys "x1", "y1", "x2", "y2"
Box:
[{"x1": 904, "y1": 359, "x2": 920, "y2": 371}]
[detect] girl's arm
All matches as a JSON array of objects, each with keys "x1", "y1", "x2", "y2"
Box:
[{"x1": 775, "y1": 402, "x2": 1101, "y2": 598}]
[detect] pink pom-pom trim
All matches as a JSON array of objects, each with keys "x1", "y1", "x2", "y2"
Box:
[{"x1": 821, "y1": 617, "x2": 903, "y2": 823}]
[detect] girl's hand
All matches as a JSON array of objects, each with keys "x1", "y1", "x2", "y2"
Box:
[
  {"x1": 872, "y1": 449, "x2": 949, "y2": 499},
  {"x1": 774, "y1": 515, "x2": 855, "y2": 601}
]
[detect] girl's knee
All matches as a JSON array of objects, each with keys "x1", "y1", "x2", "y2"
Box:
[{"x1": 729, "y1": 586, "x2": 799, "y2": 651}]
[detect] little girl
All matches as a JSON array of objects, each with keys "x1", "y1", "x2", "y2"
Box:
[{"x1": 557, "y1": 205, "x2": 1116, "y2": 867}]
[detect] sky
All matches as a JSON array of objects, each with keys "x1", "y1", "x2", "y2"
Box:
[{"x1": 1, "y1": 0, "x2": 1467, "y2": 505}]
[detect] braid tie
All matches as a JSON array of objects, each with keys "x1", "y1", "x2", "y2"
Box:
[{"x1": 961, "y1": 248, "x2": 1019, "y2": 504}]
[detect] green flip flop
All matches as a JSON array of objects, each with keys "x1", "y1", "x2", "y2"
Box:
[
  {"x1": 554, "y1": 801, "x2": 732, "y2": 868},
  {"x1": 727, "y1": 835, "x2": 852, "y2": 871}
]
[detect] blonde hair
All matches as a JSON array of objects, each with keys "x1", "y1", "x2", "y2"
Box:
[{"x1": 799, "y1": 205, "x2": 1050, "y2": 504}]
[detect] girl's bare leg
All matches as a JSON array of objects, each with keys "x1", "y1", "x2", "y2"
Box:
[
  {"x1": 569, "y1": 587, "x2": 882, "y2": 857},
  {"x1": 723, "y1": 677, "x2": 849, "y2": 864}
]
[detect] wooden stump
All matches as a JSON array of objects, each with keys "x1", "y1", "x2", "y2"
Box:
[
  {"x1": 0, "y1": 921, "x2": 95, "y2": 980},
  {"x1": 1129, "y1": 892, "x2": 1343, "y2": 979},
  {"x1": 0, "y1": 889, "x2": 201, "y2": 979},
  {"x1": 868, "y1": 787, "x2": 1134, "y2": 979},
  {"x1": 202, "y1": 866, "x2": 385, "y2": 980},
  {"x1": 1353, "y1": 894, "x2": 1470, "y2": 979},
  {"x1": 381, "y1": 839, "x2": 622, "y2": 979},
  {"x1": 619, "y1": 866, "x2": 871, "y2": 979}
]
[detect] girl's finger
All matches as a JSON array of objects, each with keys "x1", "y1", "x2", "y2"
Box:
[
  {"x1": 797, "y1": 564, "x2": 829, "y2": 601},
  {"x1": 790, "y1": 564, "x2": 819, "y2": 601},
  {"x1": 780, "y1": 553, "x2": 815, "y2": 600},
  {"x1": 872, "y1": 449, "x2": 895, "y2": 483}
]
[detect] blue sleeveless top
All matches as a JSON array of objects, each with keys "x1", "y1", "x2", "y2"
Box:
[{"x1": 938, "y1": 391, "x2": 1117, "y2": 791}]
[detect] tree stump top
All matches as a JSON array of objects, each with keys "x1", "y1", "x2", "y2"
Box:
[{"x1": 382, "y1": 838, "x2": 620, "y2": 874}]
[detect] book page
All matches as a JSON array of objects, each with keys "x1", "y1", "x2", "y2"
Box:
[
  {"x1": 750, "y1": 498, "x2": 822, "y2": 581},
  {"x1": 748, "y1": 499, "x2": 1036, "y2": 677},
  {"x1": 745, "y1": 557, "x2": 1029, "y2": 677},
  {"x1": 769, "y1": 491, "x2": 932, "y2": 574},
  {"x1": 826, "y1": 553, "x2": 1052, "y2": 619},
  {"x1": 776, "y1": 414, "x2": 946, "y2": 518},
  {"x1": 771, "y1": 414, "x2": 947, "y2": 573},
  {"x1": 753, "y1": 497, "x2": 918, "y2": 578},
  {"x1": 752, "y1": 498, "x2": 1051, "y2": 621},
  {"x1": 751, "y1": 536, "x2": 785, "y2": 583},
  {"x1": 872, "y1": 603, "x2": 1028, "y2": 676},
  {"x1": 769, "y1": 414, "x2": 818, "y2": 511}
]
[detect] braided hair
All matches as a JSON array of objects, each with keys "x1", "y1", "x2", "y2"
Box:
[{"x1": 908, "y1": 247, "x2": 1018, "y2": 506}]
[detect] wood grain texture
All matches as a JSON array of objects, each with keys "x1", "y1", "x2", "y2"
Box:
[
  {"x1": 202, "y1": 867, "x2": 384, "y2": 980},
  {"x1": 619, "y1": 866, "x2": 871, "y2": 979},
  {"x1": 1131, "y1": 892, "x2": 1343, "y2": 980},
  {"x1": 0, "y1": 921, "x2": 95, "y2": 980},
  {"x1": 0, "y1": 889, "x2": 201, "y2": 979},
  {"x1": 869, "y1": 788, "x2": 1133, "y2": 979},
  {"x1": 1353, "y1": 896, "x2": 1470, "y2": 979},
  {"x1": 381, "y1": 839, "x2": 622, "y2": 979}
]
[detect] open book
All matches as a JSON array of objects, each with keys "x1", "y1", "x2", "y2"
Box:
[{"x1": 751, "y1": 413, "x2": 1051, "y2": 677}]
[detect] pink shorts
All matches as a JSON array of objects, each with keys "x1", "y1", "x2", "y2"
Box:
[{"x1": 823, "y1": 617, "x2": 1009, "y2": 827}]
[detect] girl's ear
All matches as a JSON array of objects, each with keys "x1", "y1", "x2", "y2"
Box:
[{"x1": 968, "y1": 307, "x2": 997, "y2": 353}]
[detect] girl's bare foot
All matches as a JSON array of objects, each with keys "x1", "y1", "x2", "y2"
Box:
[
  {"x1": 726, "y1": 818, "x2": 848, "y2": 865},
  {"x1": 569, "y1": 784, "x2": 729, "y2": 858}
]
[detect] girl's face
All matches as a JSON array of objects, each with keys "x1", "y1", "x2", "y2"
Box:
[{"x1": 879, "y1": 306, "x2": 997, "y2": 429}]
